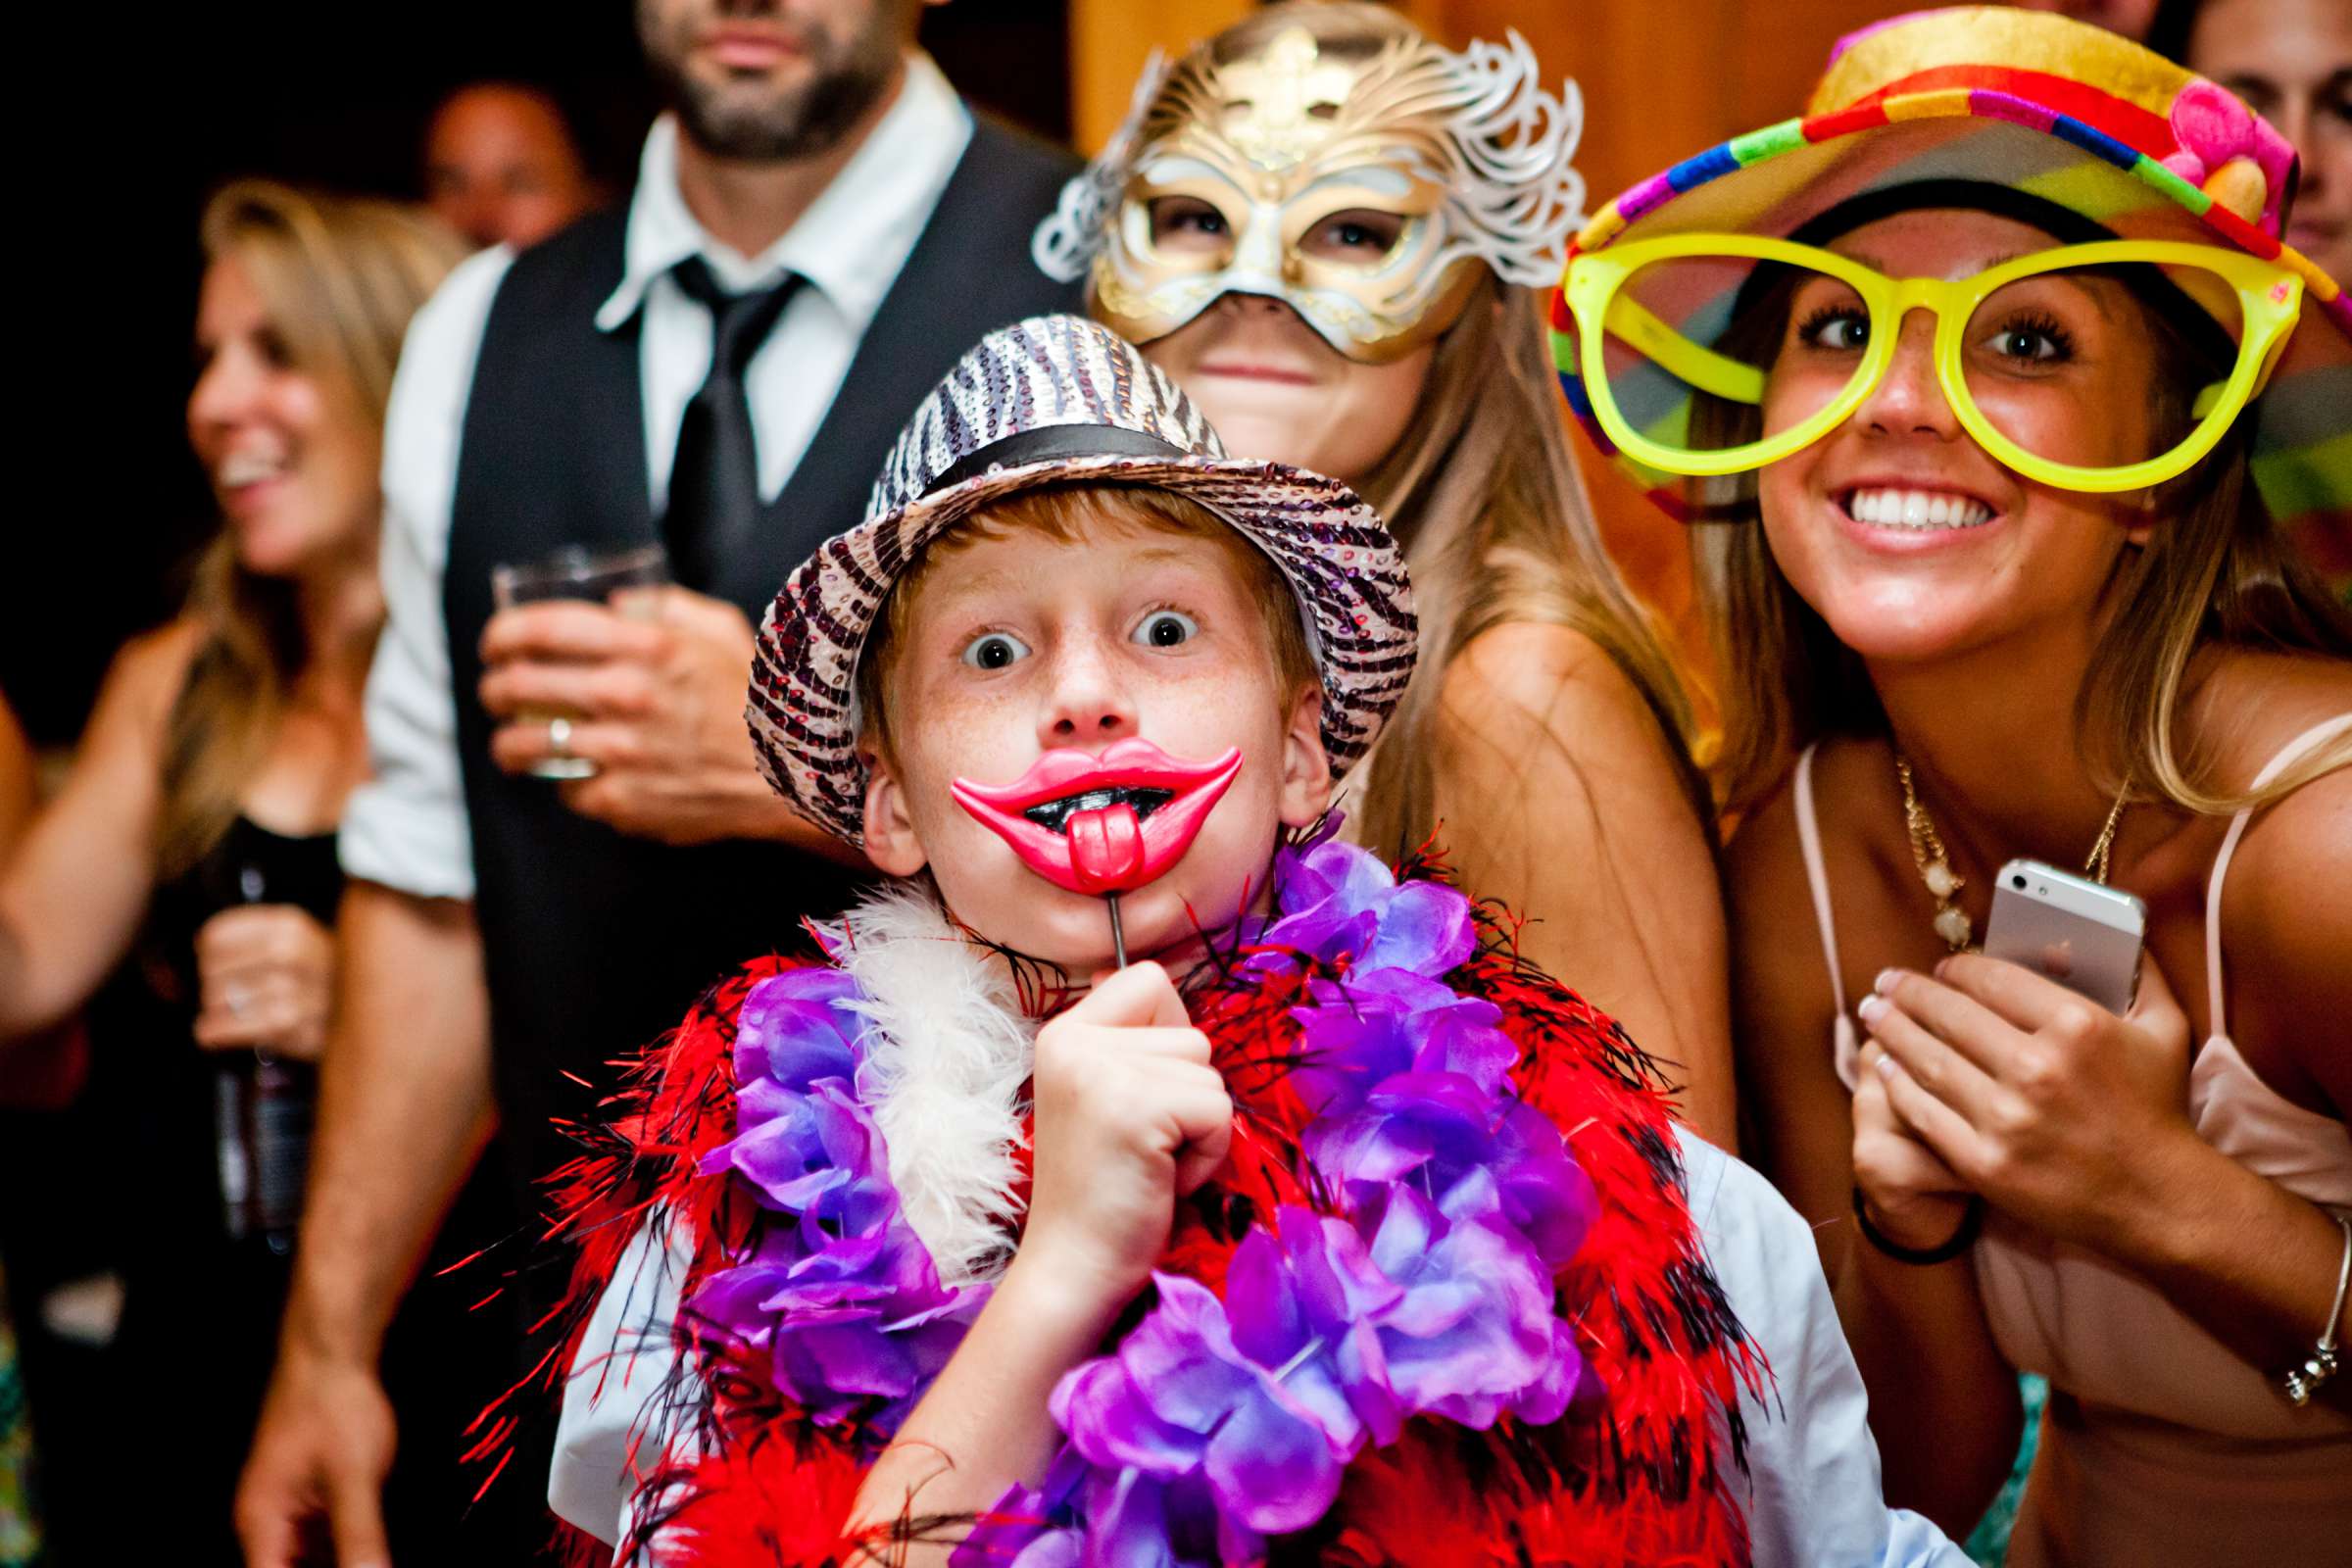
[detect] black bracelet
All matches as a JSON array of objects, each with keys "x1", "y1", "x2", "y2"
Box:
[{"x1": 1852, "y1": 1187, "x2": 1984, "y2": 1265}]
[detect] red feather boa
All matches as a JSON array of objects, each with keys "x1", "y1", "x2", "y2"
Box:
[{"x1": 517, "y1": 887, "x2": 1762, "y2": 1567}]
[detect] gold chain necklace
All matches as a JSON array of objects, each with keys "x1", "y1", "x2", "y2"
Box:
[{"x1": 1896, "y1": 755, "x2": 2130, "y2": 952}]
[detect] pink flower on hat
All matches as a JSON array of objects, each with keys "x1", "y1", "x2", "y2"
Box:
[{"x1": 2161, "y1": 79, "x2": 2294, "y2": 233}]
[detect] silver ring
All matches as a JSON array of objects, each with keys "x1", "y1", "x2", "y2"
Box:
[
  {"x1": 547, "y1": 715, "x2": 573, "y2": 757},
  {"x1": 225, "y1": 984, "x2": 250, "y2": 1017}
]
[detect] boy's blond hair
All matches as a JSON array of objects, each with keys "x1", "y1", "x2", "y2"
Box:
[{"x1": 857, "y1": 483, "x2": 1318, "y2": 760}]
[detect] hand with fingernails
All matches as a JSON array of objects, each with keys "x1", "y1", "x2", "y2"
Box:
[
  {"x1": 479, "y1": 586, "x2": 829, "y2": 849},
  {"x1": 1012, "y1": 960, "x2": 1233, "y2": 1312},
  {"x1": 193, "y1": 904, "x2": 334, "y2": 1060},
  {"x1": 1854, "y1": 952, "x2": 2195, "y2": 1257}
]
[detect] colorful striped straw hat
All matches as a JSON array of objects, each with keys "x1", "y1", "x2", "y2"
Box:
[
  {"x1": 747, "y1": 315, "x2": 1418, "y2": 846},
  {"x1": 1549, "y1": 5, "x2": 2350, "y2": 558}
]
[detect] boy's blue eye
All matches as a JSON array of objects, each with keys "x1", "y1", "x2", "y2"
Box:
[
  {"x1": 959, "y1": 631, "x2": 1031, "y2": 670},
  {"x1": 1133, "y1": 610, "x2": 1198, "y2": 649}
]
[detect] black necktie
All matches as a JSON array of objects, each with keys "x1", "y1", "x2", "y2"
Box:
[{"x1": 662, "y1": 257, "x2": 804, "y2": 593}]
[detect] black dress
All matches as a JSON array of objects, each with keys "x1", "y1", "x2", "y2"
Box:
[
  {"x1": 93, "y1": 819, "x2": 508, "y2": 1565},
  {"x1": 111, "y1": 820, "x2": 332, "y2": 1558}
]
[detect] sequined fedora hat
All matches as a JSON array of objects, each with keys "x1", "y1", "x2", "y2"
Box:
[
  {"x1": 1549, "y1": 5, "x2": 2350, "y2": 526},
  {"x1": 748, "y1": 314, "x2": 1418, "y2": 845}
]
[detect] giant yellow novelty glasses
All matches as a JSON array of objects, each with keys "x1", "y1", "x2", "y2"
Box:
[{"x1": 1559, "y1": 235, "x2": 2305, "y2": 493}]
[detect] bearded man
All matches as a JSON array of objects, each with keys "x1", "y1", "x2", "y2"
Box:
[{"x1": 235, "y1": 5, "x2": 1078, "y2": 1560}]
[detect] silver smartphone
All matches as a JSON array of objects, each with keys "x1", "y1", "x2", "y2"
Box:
[{"x1": 1980, "y1": 858, "x2": 2147, "y2": 1015}]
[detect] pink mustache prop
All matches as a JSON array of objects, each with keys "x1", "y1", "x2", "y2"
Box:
[{"x1": 951, "y1": 739, "x2": 1244, "y2": 967}]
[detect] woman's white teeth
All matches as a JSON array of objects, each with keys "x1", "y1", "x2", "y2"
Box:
[
  {"x1": 1847, "y1": 487, "x2": 1992, "y2": 529},
  {"x1": 219, "y1": 451, "x2": 288, "y2": 488}
]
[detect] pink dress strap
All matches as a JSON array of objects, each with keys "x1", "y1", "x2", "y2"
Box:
[
  {"x1": 1793, "y1": 745, "x2": 1862, "y2": 1089},
  {"x1": 2202, "y1": 712, "x2": 2352, "y2": 1045}
]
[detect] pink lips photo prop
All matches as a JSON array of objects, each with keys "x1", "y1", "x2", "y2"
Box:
[{"x1": 951, "y1": 739, "x2": 1244, "y2": 898}]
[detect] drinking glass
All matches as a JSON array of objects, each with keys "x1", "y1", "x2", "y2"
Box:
[{"x1": 489, "y1": 542, "x2": 669, "y2": 780}]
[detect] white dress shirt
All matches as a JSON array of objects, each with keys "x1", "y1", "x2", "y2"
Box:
[
  {"x1": 1681, "y1": 1136, "x2": 1970, "y2": 1567},
  {"x1": 340, "y1": 56, "x2": 974, "y2": 899},
  {"x1": 550, "y1": 1134, "x2": 1969, "y2": 1566}
]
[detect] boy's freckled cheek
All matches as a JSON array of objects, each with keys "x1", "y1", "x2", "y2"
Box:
[{"x1": 901, "y1": 706, "x2": 1007, "y2": 821}]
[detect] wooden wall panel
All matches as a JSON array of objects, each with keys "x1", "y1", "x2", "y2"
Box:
[
  {"x1": 1071, "y1": 0, "x2": 1252, "y2": 151},
  {"x1": 1070, "y1": 1, "x2": 1912, "y2": 176},
  {"x1": 1400, "y1": 0, "x2": 1909, "y2": 204}
]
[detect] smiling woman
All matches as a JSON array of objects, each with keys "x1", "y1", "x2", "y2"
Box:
[
  {"x1": 0, "y1": 180, "x2": 462, "y2": 1562},
  {"x1": 1558, "y1": 7, "x2": 2352, "y2": 1562},
  {"x1": 170, "y1": 185, "x2": 463, "y2": 876}
]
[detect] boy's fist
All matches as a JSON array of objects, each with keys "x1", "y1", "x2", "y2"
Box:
[{"x1": 1018, "y1": 961, "x2": 1232, "y2": 1311}]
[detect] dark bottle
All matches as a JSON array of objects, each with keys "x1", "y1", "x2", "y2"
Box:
[{"x1": 211, "y1": 863, "x2": 317, "y2": 1255}]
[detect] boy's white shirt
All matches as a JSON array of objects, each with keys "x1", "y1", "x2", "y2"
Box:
[{"x1": 549, "y1": 886, "x2": 1968, "y2": 1568}]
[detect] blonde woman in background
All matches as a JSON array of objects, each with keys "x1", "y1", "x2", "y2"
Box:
[
  {"x1": 0, "y1": 182, "x2": 459, "y2": 1563},
  {"x1": 1041, "y1": 0, "x2": 1736, "y2": 1147}
]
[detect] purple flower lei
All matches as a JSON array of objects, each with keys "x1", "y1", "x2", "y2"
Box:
[
  {"x1": 689, "y1": 834, "x2": 1601, "y2": 1562},
  {"x1": 690, "y1": 966, "x2": 986, "y2": 1434}
]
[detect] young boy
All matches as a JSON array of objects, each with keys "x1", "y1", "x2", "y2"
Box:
[{"x1": 538, "y1": 316, "x2": 1963, "y2": 1566}]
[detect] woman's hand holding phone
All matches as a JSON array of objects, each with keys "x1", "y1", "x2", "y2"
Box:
[{"x1": 1859, "y1": 953, "x2": 2198, "y2": 1259}]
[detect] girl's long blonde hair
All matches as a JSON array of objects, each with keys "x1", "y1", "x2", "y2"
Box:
[
  {"x1": 158, "y1": 181, "x2": 461, "y2": 877},
  {"x1": 1348, "y1": 274, "x2": 1704, "y2": 859}
]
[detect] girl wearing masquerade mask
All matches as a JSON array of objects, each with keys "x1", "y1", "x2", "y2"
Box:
[
  {"x1": 1037, "y1": 1, "x2": 1737, "y2": 1150},
  {"x1": 1555, "y1": 7, "x2": 2352, "y2": 1560}
]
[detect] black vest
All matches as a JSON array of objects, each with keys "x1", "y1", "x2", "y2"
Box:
[{"x1": 446, "y1": 119, "x2": 1082, "y2": 1196}]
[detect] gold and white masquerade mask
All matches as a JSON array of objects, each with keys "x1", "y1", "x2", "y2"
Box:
[{"x1": 1034, "y1": 25, "x2": 1587, "y2": 364}]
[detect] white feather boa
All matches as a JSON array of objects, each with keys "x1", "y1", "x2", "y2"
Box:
[{"x1": 818, "y1": 880, "x2": 1037, "y2": 1291}]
